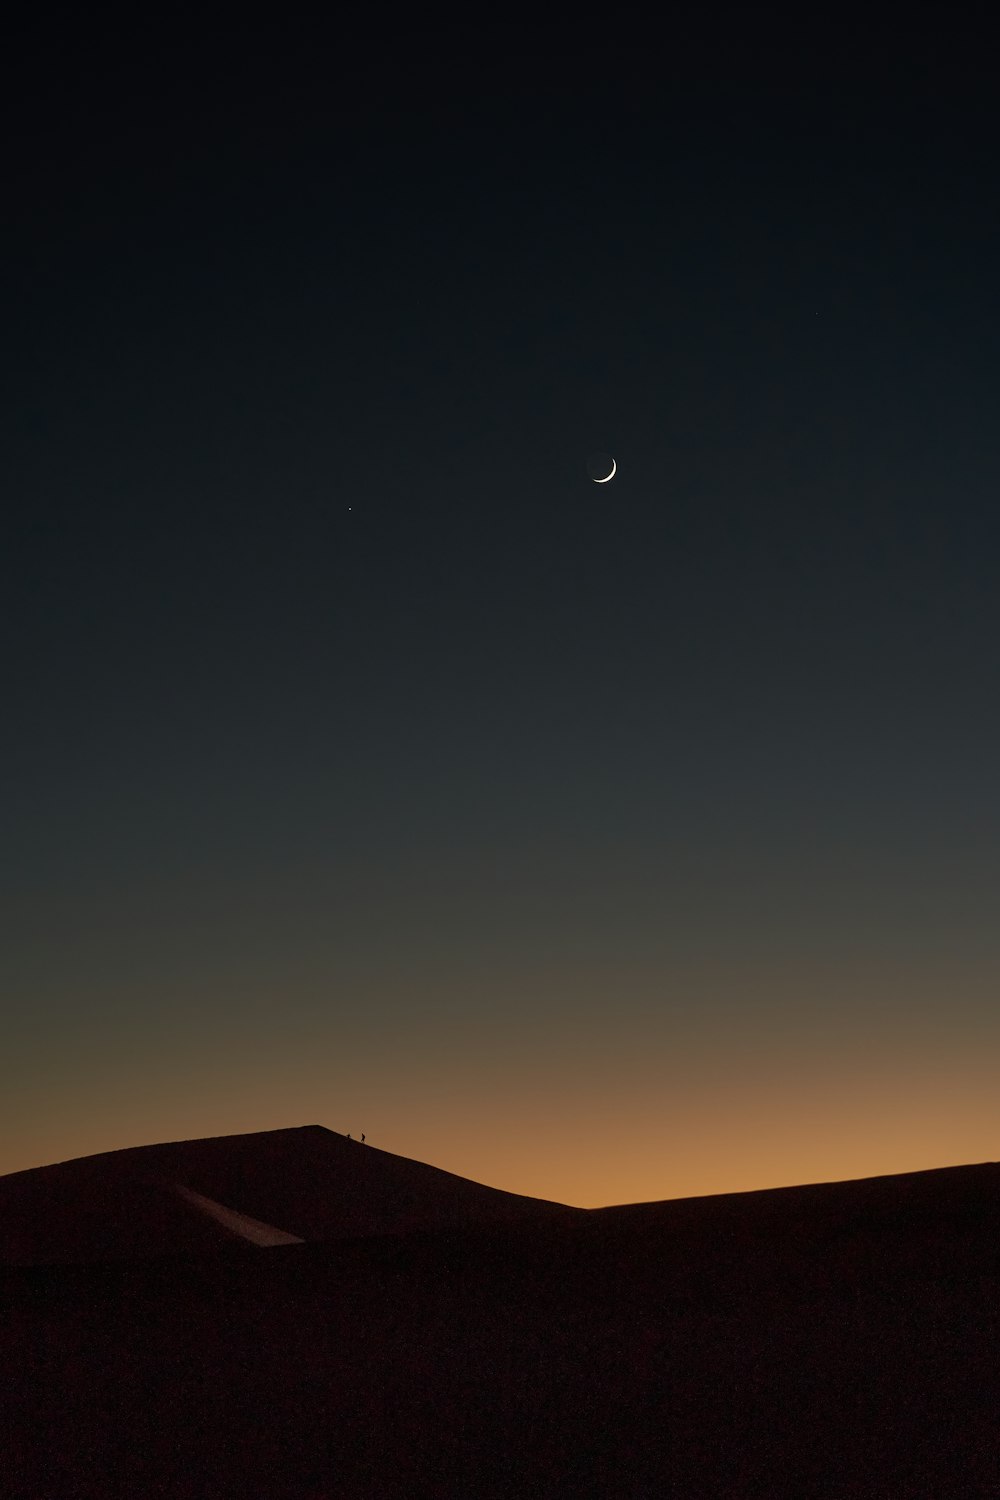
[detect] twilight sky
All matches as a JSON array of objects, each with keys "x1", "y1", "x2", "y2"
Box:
[{"x1": 4, "y1": 20, "x2": 999, "y2": 1205}]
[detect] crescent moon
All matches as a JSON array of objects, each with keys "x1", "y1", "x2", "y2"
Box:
[{"x1": 593, "y1": 457, "x2": 616, "y2": 483}]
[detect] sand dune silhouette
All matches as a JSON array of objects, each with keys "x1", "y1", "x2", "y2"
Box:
[
  {"x1": 3, "y1": 1130, "x2": 999, "y2": 1496},
  {"x1": 0, "y1": 1125, "x2": 580, "y2": 1265}
]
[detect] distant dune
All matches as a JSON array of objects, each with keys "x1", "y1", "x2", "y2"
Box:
[
  {"x1": 0, "y1": 1125, "x2": 581, "y2": 1265},
  {"x1": 3, "y1": 1131, "x2": 999, "y2": 1496}
]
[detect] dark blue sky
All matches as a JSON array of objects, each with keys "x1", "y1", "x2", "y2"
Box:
[{"x1": 4, "y1": 18, "x2": 999, "y2": 1200}]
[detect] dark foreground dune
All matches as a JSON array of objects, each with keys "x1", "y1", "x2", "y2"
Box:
[{"x1": 3, "y1": 1132, "x2": 1000, "y2": 1498}]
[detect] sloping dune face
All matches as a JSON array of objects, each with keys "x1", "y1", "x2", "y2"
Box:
[
  {"x1": 171, "y1": 1185, "x2": 305, "y2": 1246},
  {"x1": 0, "y1": 1126, "x2": 580, "y2": 1265}
]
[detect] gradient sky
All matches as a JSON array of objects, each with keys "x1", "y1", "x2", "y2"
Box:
[{"x1": 4, "y1": 20, "x2": 999, "y2": 1205}]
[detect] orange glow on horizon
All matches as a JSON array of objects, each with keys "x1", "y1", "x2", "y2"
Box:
[{"x1": 4, "y1": 1036, "x2": 996, "y2": 1209}]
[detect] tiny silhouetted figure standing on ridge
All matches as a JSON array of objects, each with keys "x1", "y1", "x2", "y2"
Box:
[
  {"x1": 346, "y1": 1132, "x2": 351, "y2": 1140},
  {"x1": 361, "y1": 1133, "x2": 365, "y2": 1143}
]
